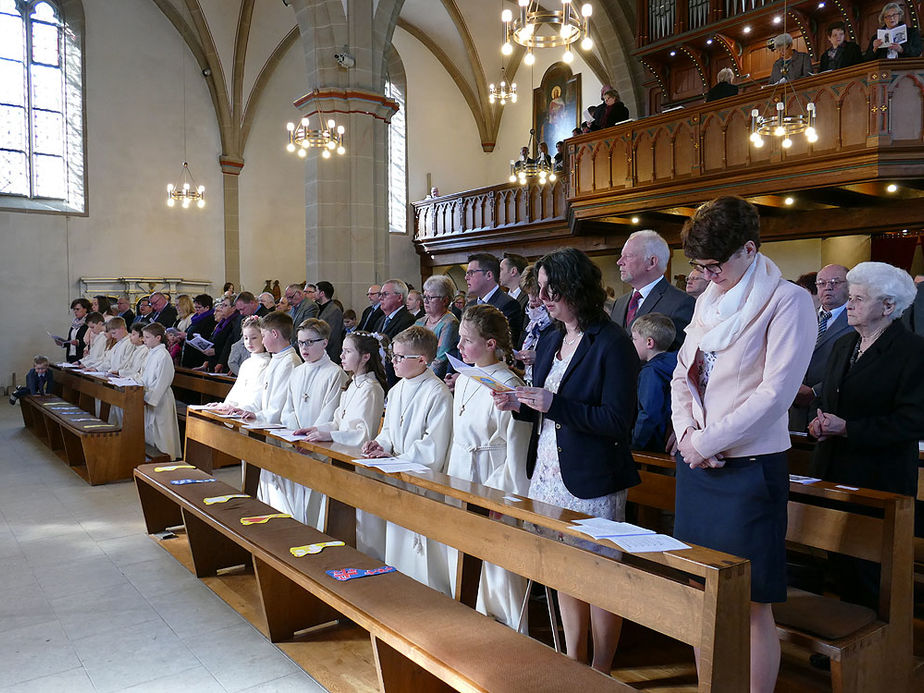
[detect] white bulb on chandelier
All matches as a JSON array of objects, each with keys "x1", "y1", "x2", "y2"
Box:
[
  {"x1": 167, "y1": 183, "x2": 174, "y2": 192},
  {"x1": 297, "y1": 148, "x2": 307, "y2": 158},
  {"x1": 524, "y1": 51, "x2": 535, "y2": 66},
  {"x1": 753, "y1": 136, "x2": 764, "y2": 148},
  {"x1": 337, "y1": 145, "x2": 345, "y2": 155},
  {"x1": 322, "y1": 149, "x2": 331, "y2": 159},
  {"x1": 490, "y1": 93, "x2": 496, "y2": 104},
  {"x1": 511, "y1": 93, "x2": 518, "y2": 103},
  {"x1": 581, "y1": 36, "x2": 593, "y2": 51},
  {"x1": 509, "y1": 174, "x2": 517, "y2": 183},
  {"x1": 518, "y1": 0, "x2": 529, "y2": 6},
  {"x1": 167, "y1": 198, "x2": 175, "y2": 207},
  {"x1": 286, "y1": 142, "x2": 296, "y2": 152},
  {"x1": 197, "y1": 185, "x2": 205, "y2": 194},
  {"x1": 782, "y1": 137, "x2": 793, "y2": 149},
  {"x1": 197, "y1": 199, "x2": 205, "y2": 208},
  {"x1": 581, "y1": 3, "x2": 592, "y2": 16},
  {"x1": 562, "y1": 49, "x2": 574, "y2": 63},
  {"x1": 301, "y1": 117, "x2": 310, "y2": 127},
  {"x1": 501, "y1": 9, "x2": 512, "y2": 22},
  {"x1": 805, "y1": 127, "x2": 818, "y2": 143},
  {"x1": 286, "y1": 122, "x2": 295, "y2": 132},
  {"x1": 327, "y1": 119, "x2": 335, "y2": 129},
  {"x1": 182, "y1": 198, "x2": 190, "y2": 208},
  {"x1": 502, "y1": 42, "x2": 513, "y2": 56},
  {"x1": 183, "y1": 182, "x2": 190, "y2": 190},
  {"x1": 550, "y1": 172, "x2": 557, "y2": 182},
  {"x1": 774, "y1": 125, "x2": 785, "y2": 137}
]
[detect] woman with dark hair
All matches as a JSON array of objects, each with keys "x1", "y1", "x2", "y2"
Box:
[
  {"x1": 494, "y1": 247, "x2": 639, "y2": 673},
  {"x1": 59, "y1": 298, "x2": 92, "y2": 362},
  {"x1": 795, "y1": 271, "x2": 820, "y2": 311},
  {"x1": 670, "y1": 197, "x2": 816, "y2": 691},
  {"x1": 91, "y1": 295, "x2": 112, "y2": 317},
  {"x1": 819, "y1": 21, "x2": 863, "y2": 71},
  {"x1": 181, "y1": 294, "x2": 215, "y2": 369}
]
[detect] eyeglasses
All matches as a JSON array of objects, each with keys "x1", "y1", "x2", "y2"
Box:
[
  {"x1": 379, "y1": 291, "x2": 398, "y2": 298},
  {"x1": 297, "y1": 338, "x2": 325, "y2": 348},
  {"x1": 885, "y1": 12, "x2": 901, "y2": 19},
  {"x1": 815, "y1": 279, "x2": 846, "y2": 289},
  {"x1": 391, "y1": 353, "x2": 423, "y2": 363},
  {"x1": 689, "y1": 260, "x2": 725, "y2": 275},
  {"x1": 464, "y1": 269, "x2": 487, "y2": 278},
  {"x1": 422, "y1": 294, "x2": 445, "y2": 302}
]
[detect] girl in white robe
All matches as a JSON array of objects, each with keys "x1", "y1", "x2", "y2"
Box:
[
  {"x1": 262, "y1": 319, "x2": 347, "y2": 529},
  {"x1": 140, "y1": 323, "x2": 182, "y2": 460},
  {"x1": 362, "y1": 326, "x2": 454, "y2": 596},
  {"x1": 301, "y1": 332, "x2": 387, "y2": 559},
  {"x1": 208, "y1": 317, "x2": 270, "y2": 414},
  {"x1": 447, "y1": 304, "x2": 531, "y2": 631}
]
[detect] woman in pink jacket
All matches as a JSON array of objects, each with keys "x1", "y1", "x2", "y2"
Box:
[{"x1": 670, "y1": 197, "x2": 816, "y2": 692}]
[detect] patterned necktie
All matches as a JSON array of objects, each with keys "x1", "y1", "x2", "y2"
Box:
[
  {"x1": 625, "y1": 290, "x2": 642, "y2": 326},
  {"x1": 816, "y1": 310, "x2": 832, "y2": 345}
]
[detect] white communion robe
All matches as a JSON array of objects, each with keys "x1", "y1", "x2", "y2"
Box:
[
  {"x1": 374, "y1": 369, "x2": 454, "y2": 595},
  {"x1": 80, "y1": 332, "x2": 108, "y2": 369},
  {"x1": 313, "y1": 371, "x2": 386, "y2": 559},
  {"x1": 260, "y1": 353, "x2": 347, "y2": 529},
  {"x1": 258, "y1": 346, "x2": 302, "y2": 424},
  {"x1": 100, "y1": 335, "x2": 134, "y2": 374},
  {"x1": 109, "y1": 344, "x2": 149, "y2": 425},
  {"x1": 223, "y1": 351, "x2": 270, "y2": 412},
  {"x1": 446, "y1": 364, "x2": 531, "y2": 631},
  {"x1": 141, "y1": 344, "x2": 182, "y2": 460}
]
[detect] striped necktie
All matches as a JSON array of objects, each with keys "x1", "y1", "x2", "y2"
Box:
[
  {"x1": 625, "y1": 291, "x2": 642, "y2": 326},
  {"x1": 816, "y1": 310, "x2": 832, "y2": 345}
]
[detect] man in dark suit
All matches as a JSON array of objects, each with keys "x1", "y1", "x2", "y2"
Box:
[
  {"x1": 358, "y1": 284, "x2": 382, "y2": 332},
  {"x1": 285, "y1": 283, "x2": 319, "y2": 346},
  {"x1": 116, "y1": 295, "x2": 134, "y2": 326},
  {"x1": 316, "y1": 281, "x2": 344, "y2": 361},
  {"x1": 789, "y1": 265, "x2": 854, "y2": 431},
  {"x1": 373, "y1": 279, "x2": 418, "y2": 388},
  {"x1": 465, "y1": 253, "x2": 523, "y2": 345},
  {"x1": 149, "y1": 292, "x2": 178, "y2": 328},
  {"x1": 610, "y1": 230, "x2": 694, "y2": 349},
  {"x1": 499, "y1": 252, "x2": 529, "y2": 312}
]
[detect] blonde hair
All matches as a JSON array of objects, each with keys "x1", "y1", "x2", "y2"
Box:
[
  {"x1": 460, "y1": 304, "x2": 517, "y2": 370},
  {"x1": 631, "y1": 313, "x2": 675, "y2": 352},
  {"x1": 177, "y1": 294, "x2": 194, "y2": 319},
  {"x1": 297, "y1": 317, "x2": 330, "y2": 339},
  {"x1": 392, "y1": 325, "x2": 438, "y2": 362}
]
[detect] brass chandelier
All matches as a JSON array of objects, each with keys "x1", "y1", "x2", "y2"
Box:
[
  {"x1": 502, "y1": 0, "x2": 593, "y2": 66},
  {"x1": 285, "y1": 90, "x2": 346, "y2": 159}
]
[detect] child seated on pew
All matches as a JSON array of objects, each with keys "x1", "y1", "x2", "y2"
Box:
[
  {"x1": 207, "y1": 316, "x2": 270, "y2": 415},
  {"x1": 9, "y1": 355, "x2": 53, "y2": 405},
  {"x1": 99, "y1": 318, "x2": 134, "y2": 375},
  {"x1": 140, "y1": 323, "x2": 182, "y2": 460},
  {"x1": 116, "y1": 323, "x2": 149, "y2": 380},
  {"x1": 361, "y1": 326, "x2": 454, "y2": 595},
  {"x1": 629, "y1": 313, "x2": 677, "y2": 452},
  {"x1": 446, "y1": 304, "x2": 531, "y2": 631},
  {"x1": 74, "y1": 312, "x2": 107, "y2": 370},
  {"x1": 262, "y1": 319, "x2": 348, "y2": 529},
  {"x1": 237, "y1": 311, "x2": 301, "y2": 424},
  {"x1": 298, "y1": 331, "x2": 387, "y2": 560}
]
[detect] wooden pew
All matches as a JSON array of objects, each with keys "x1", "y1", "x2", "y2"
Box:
[
  {"x1": 178, "y1": 410, "x2": 752, "y2": 691},
  {"x1": 20, "y1": 365, "x2": 147, "y2": 484},
  {"x1": 171, "y1": 366, "x2": 234, "y2": 405},
  {"x1": 627, "y1": 451, "x2": 916, "y2": 693},
  {"x1": 135, "y1": 462, "x2": 631, "y2": 693}
]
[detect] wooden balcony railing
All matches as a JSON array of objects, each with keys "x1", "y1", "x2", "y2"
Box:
[
  {"x1": 412, "y1": 178, "x2": 568, "y2": 244},
  {"x1": 566, "y1": 60, "x2": 924, "y2": 222}
]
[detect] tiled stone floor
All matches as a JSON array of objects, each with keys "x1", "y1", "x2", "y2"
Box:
[{"x1": 0, "y1": 404, "x2": 326, "y2": 692}]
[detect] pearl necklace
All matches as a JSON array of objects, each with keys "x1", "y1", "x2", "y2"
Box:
[{"x1": 563, "y1": 331, "x2": 583, "y2": 346}]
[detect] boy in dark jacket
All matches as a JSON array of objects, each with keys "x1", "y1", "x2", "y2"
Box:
[
  {"x1": 9, "y1": 355, "x2": 54, "y2": 405},
  {"x1": 630, "y1": 314, "x2": 677, "y2": 451}
]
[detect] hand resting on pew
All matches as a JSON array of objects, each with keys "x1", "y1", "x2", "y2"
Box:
[
  {"x1": 292, "y1": 425, "x2": 332, "y2": 442},
  {"x1": 361, "y1": 439, "x2": 389, "y2": 458},
  {"x1": 807, "y1": 408, "x2": 847, "y2": 441}
]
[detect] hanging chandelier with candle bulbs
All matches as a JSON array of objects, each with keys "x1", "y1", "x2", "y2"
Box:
[
  {"x1": 167, "y1": 162, "x2": 205, "y2": 208},
  {"x1": 508, "y1": 129, "x2": 557, "y2": 186},
  {"x1": 285, "y1": 90, "x2": 346, "y2": 159},
  {"x1": 489, "y1": 66, "x2": 517, "y2": 105},
  {"x1": 747, "y1": 2, "x2": 818, "y2": 150},
  {"x1": 502, "y1": 0, "x2": 593, "y2": 66}
]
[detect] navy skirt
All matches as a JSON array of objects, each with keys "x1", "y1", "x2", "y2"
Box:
[{"x1": 674, "y1": 452, "x2": 789, "y2": 603}]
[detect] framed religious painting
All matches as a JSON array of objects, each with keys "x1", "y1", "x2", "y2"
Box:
[{"x1": 533, "y1": 64, "x2": 581, "y2": 149}]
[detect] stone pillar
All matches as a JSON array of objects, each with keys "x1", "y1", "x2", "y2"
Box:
[
  {"x1": 289, "y1": 0, "x2": 402, "y2": 313},
  {"x1": 219, "y1": 155, "x2": 244, "y2": 288}
]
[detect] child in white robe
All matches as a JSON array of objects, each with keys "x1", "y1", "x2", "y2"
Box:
[
  {"x1": 237, "y1": 312, "x2": 302, "y2": 425},
  {"x1": 266, "y1": 319, "x2": 347, "y2": 528},
  {"x1": 447, "y1": 304, "x2": 531, "y2": 631},
  {"x1": 362, "y1": 326, "x2": 454, "y2": 595},
  {"x1": 100, "y1": 318, "x2": 134, "y2": 375},
  {"x1": 208, "y1": 316, "x2": 270, "y2": 414},
  {"x1": 108, "y1": 323, "x2": 149, "y2": 425},
  {"x1": 140, "y1": 323, "x2": 182, "y2": 460},
  {"x1": 301, "y1": 331, "x2": 387, "y2": 558},
  {"x1": 75, "y1": 312, "x2": 107, "y2": 370}
]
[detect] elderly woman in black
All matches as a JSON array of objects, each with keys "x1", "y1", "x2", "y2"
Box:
[
  {"x1": 810, "y1": 262, "x2": 924, "y2": 494},
  {"x1": 867, "y1": 2, "x2": 923, "y2": 59},
  {"x1": 494, "y1": 248, "x2": 639, "y2": 673}
]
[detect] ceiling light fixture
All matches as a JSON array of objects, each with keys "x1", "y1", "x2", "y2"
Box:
[
  {"x1": 285, "y1": 90, "x2": 346, "y2": 159},
  {"x1": 502, "y1": 0, "x2": 593, "y2": 64}
]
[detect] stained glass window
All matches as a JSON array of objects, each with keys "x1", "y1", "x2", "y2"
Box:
[{"x1": 0, "y1": 1, "x2": 83, "y2": 211}]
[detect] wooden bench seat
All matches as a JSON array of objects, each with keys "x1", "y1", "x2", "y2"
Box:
[
  {"x1": 134, "y1": 463, "x2": 629, "y2": 692},
  {"x1": 19, "y1": 366, "x2": 148, "y2": 484},
  {"x1": 628, "y1": 450, "x2": 916, "y2": 693},
  {"x1": 176, "y1": 410, "x2": 752, "y2": 690}
]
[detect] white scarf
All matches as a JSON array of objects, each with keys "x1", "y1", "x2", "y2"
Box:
[{"x1": 685, "y1": 253, "x2": 781, "y2": 352}]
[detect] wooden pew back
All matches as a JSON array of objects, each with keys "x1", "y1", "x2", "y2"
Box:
[{"x1": 186, "y1": 411, "x2": 751, "y2": 691}]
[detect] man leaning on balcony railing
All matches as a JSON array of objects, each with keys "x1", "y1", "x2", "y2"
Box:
[{"x1": 769, "y1": 33, "x2": 814, "y2": 84}]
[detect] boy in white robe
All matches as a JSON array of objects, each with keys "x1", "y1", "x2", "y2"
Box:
[
  {"x1": 208, "y1": 316, "x2": 270, "y2": 414},
  {"x1": 100, "y1": 318, "x2": 134, "y2": 374},
  {"x1": 140, "y1": 323, "x2": 182, "y2": 460},
  {"x1": 362, "y1": 326, "x2": 454, "y2": 595},
  {"x1": 108, "y1": 323, "x2": 149, "y2": 425},
  {"x1": 270, "y1": 319, "x2": 347, "y2": 528},
  {"x1": 74, "y1": 313, "x2": 107, "y2": 370},
  {"x1": 302, "y1": 331, "x2": 387, "y2": 559},
  {"x1": 447, "y1": 304, "x2": 531, "y2": 631}
]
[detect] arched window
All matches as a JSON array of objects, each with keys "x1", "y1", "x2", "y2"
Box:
[
  {"x1": 385, "y1": 73, "x2": 407, "y2": 235},
  {"x1": 0, "y1": 0, "x2": 85, "y2": 213}
]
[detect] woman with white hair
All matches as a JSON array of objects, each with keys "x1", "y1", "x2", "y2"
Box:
[
  {"x1": 769, "y1": 33, "x2": 814, "y2": 83},
  {"x1": 867, "y1": 2, "x2": 922, "y2": 59},
  {"x1": 705, "y1": 67, "x2": 739, "y2": 102},
  {"x1": 809, "y1": 261, "x2": 924, "y2": 497},
  {"x1": 415, "y1": 274, "x2": 460, "y2": 379}
]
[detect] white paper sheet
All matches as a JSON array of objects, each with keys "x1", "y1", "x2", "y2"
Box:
[
  {"x1": 185, "y1": 333, "x2": 214, "y2": 353},
  {"x1": 275, "y1": 430, "x2": 310, "y2": 442},
  {"x1": 352, "y1": 457, "x2": 429, "y2": 474},
  {"x1": 611, "y1": 534, "x2": 690, "y2": 553},
  {"x1": 835, "y1": 485, "x2": 859, "y2": 491},
  {"x1": 789, "y1": 474, "x2": 821, "y2": 485},
  {"x1": 108, "y1": 377, "x2": 141, "y2": 387},
  {"x1": 242, "y1": 422, "x2": 287, "y2": 430},
  {"x1": 572, "y1": 518, "x2": 656, "y2": 537},
  {"x1": 503, "y1": 495, "x2": 523, "y2": 502}
]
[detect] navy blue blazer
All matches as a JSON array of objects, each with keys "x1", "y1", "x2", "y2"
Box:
[
  {"x1": 515, "y1": 319, "x2": 641, "y2": 499},
  {"x1": 27, "y1": 368, "x2": 54, "y2": 395}
]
